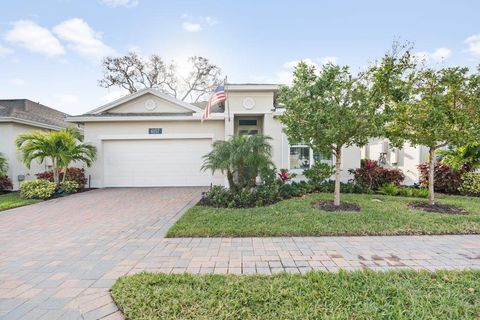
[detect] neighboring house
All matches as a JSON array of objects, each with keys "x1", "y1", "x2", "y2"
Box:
[
  {"x1": 0, "y1": 99, "x2": 73, "y2": 190},
  {"x1": 362, "y1": 138, "x2": 429, "y2": 185},
  {"x1": 66, "y1": 85, "x2": 361, "y2": 188}
]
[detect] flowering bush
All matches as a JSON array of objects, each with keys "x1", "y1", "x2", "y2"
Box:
[
  {"x1": 0, "y1": 176, "x2": 13, "y2": 192},
  {"x1": 36, "y1": 167, "x2": 87, "y2": 188},
  {"x1": 349, "y1": 159, "x2": 405, "y2": 190},
  {"x1": 20, "y1": 179, "x2": 56, "y2": 199},
  {"x1": 60, "y1": 180, "x2": 80, "y2": 194},
  {"x1": 417, "y1": 162, "x2": 466, "y2": 194}
]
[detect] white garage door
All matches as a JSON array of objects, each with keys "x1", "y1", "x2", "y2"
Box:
[{"x1": 103, "y1": 139, "x2": 212, "y2": 187}]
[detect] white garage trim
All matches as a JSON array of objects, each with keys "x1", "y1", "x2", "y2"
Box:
[{"x1": 99, "y1": 133, "x2": 214, "y2": 141}]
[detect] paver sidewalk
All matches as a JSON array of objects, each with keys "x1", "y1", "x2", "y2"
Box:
[{"x1": 1, "y1": 188, "x2": 479, "y2": 319}]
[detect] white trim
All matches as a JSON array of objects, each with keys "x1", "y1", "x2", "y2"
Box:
[
  {"x1": 87, "y1": 88, "x2": 204, "y2": 114},
  {"x1": 227, "y1": 84, "x2": 280, "y2": 91},
  {"x1": 0, "y1": 117, "x2": 67, "y2": 131},
  {"x1": 99, "y1": 133, "x2": 214, "y2": 141},
  {"x1": 66, "y1": 114, "x2": 225, "y2": 123}
]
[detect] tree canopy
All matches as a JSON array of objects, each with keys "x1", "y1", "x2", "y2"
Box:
[{"x1": 99, "y1": 52, "x2": 221, "y2": 102}]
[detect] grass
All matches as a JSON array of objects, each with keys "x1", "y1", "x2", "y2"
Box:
[
  {"x1": 111, "y1": 270, "x2": 480, "y2": 320},
  {"x1": 0, "y1": 192, "x2": 39, "y2": 211},
  {"x1": 167, "y1": 193, "x2": 480, "y2": 237}
]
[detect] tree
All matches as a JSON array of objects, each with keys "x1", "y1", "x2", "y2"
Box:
[
  {"x1": 373, "y1": 59, "x2": 480, "y2": 205},
  {"x1": 202, "y1": 134, "x2": 273, "y2": 191},
  {"x1": 0, "y1": 152, "x2": 7, "y2": 176},
  {"x1": 438, "y1": 143, "x2": 480, "y2": 170},
  {"x1": 279, "y1": 62, "x2": 382, "y2": 206},
  {"x1": 99, "y1": 52, "x2": 221, "y2": 102},
  {"x1": 15, "y1": 128, "x2": 97, "y2": 185}
]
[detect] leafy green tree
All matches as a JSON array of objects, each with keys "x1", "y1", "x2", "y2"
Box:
[
  {"x1": 0, "y1": 152, "x2": 7, "y2": 176},
  {"x1": 279, "y1": 62, "x2": 383, "y2": 206},
  {"x1": 202, "y1": 134, "x2": 273, "y2": 191},
  {"x1": 373, "y1": 60, "x2": 480, "y2": 205},
  {"x1": 15, "y1": 128, "x2": 97, "y2": 185},
  {"x1": 438, "y1": 143, "x2": 480, "y2": 170}
]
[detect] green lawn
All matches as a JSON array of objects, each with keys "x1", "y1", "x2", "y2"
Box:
[
  {"x1": 0, "y1": 193, "x2": 39, "y2": 211},
  {"x1": 167, "y1": 193, "x2": 480, "y2": 237},
  {"x1": 112, "y1": 270, "x2": 480, "y2": 320}
]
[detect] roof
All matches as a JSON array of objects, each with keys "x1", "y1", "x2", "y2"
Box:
[
  {"x1": 0, "y1": 99, "x2": 72, "y2": 130},
  {"x1": 68, "y1": 112, "x2": 194, "y2": 118},
  {"x1": 85, "y1": 88, "x2": 204, "y2": 115},
  {"x1": 226, "y1": 83, "x2": 281, "y2": 91}
]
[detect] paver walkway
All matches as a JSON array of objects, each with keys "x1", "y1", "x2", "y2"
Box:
[{"x1": 1, "y1": 188, "x2": 479, "y2": 319}]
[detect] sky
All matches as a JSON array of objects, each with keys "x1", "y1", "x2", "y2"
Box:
[{"x1": 1, "y1": 0, "x2": 480, "y2": 115}]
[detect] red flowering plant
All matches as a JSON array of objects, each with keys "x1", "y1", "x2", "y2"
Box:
[
  {"x1": 349, "y1": 159, "x2": 405, "y2": 191},
  {"x1": 277, "y1": 168, "x2": 296, "y2": 183}
]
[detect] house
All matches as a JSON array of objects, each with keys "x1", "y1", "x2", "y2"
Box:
[
  {"x1": 0, "y1": 99, "x2": 73, "y2": 190},
  {"x1": 362, "y1": 138, "x2": 428, "y2": 185},
  {"x1": 66, "y1": 85, "x2": 362, "y2": 188}
]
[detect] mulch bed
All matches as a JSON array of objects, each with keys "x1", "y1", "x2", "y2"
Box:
[
  {"x1": 312, "y1": 200, "x2": 361, "y2": 212},
  {"x1": 408, "y1": 201, "x2": 466, "y2": 215}
]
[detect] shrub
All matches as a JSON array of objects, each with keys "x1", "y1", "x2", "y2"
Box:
[
  {"x1": 349, "y1": 160, "x2": 405, "y2": 190},
  {"x1": 418, "y1": 162, "x2": 466, "y2": 194},
  {"x1": 20, "y1": 179, "x2": 56, "y2": 199},
  {"x1": 318, "y1": 180, "x2": 365, "y2": 194},
  {"x1": 378, "y1": 183, "x2": 428, "y2": 198},
  {"x1": 459, "y1": 172, "x2": 480, "y2": 195},
  {"x1": 0, "y1": 176, "x2": 13, "y2": 191},
  {"x1": 36, "y1": 167, "x2": 87, "y2": 188},
  {"x1": 277, "y1": 169, "x2": 296, "y2": 183},
  {"x1": 59, "y1": 180, "x2": 80, "y2": 194},
  {"x1": 304, "y1": 163, "x2": 333, "y2": 188}
]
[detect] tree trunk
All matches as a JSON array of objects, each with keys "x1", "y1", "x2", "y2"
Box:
[
  {"x1": 428, "y1": 147, "x2": 436, "y2": 206},
  {"x1": 226, "y1": 170, "x2": 236, "y2": 191},
  {"x1": 52, "y1": 158, "x2": 59, "y2": 185},
  {"x1": 334, "y1": 148, "x2": 342, "y2": 206},
  {"x1": 237, "y1": 161, "x2": 244, "y2": 191}
]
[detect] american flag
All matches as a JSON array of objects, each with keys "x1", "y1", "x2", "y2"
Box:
[{"x1": 202, "y1": 85, "x2": 226, "y2": 120}]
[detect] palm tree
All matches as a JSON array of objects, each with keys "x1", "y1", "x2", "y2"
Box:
[
  {"x1": 202, "y1": 134, "x2": 273, "y2": 191},
  {"x1": 0, "y1": 152, "x2": 7, "y2": 176},
  {"x1": 15, "y1": 128, "x2": 97, "y2": 185}
]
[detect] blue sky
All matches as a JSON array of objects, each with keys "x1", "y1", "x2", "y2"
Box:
[{"x1": 1, "y1": 0, "x2": 480, "y2": 115}]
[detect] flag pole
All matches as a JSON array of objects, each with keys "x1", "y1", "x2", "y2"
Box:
[{"x1": 225, "y1": 76, "x2": 231, "y2": 122}]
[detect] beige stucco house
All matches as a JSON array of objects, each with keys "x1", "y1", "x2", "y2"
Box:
[
  {"x1": 0, "y1": 99, "x2": 73, "y2": 190},
  {"x1": 67, "y1": 85, "x2": 362, "y2": 188}
]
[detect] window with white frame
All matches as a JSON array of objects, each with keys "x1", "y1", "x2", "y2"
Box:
[
  {"x1": 289, "y1": 145, "x2": 310, "y2": 170},
  {"x1": 289, "y1": 145, "x2": 333, "y2": 171}
]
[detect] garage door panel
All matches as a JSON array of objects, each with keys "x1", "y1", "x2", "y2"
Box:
[{"x1": 103, "y1": 139, "x2": 212, "y2": 187}]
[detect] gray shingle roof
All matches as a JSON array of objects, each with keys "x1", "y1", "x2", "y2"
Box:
[{"x1": 0, "y1": 99, "x2": 71, "y2": 128}]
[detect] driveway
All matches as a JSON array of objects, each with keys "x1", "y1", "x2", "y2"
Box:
[
  {"x1": 0, "y1": 187, "x2": 204, "y2": 320},
  {"x1": 1, "y1": 188, "x2": 480, "y2": 319}
]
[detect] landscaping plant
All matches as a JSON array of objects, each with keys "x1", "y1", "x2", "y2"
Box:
[
  {"x1": 15, "y1": 128, "x2": 96, "y2": 186},
  {"x1": 202, "y1": 134, "x2": 273, "y2": 191},
  {"x1": 418, "y1": 162, "x2": 465, "y2": 194},
  {"x1": 459, "y1": 172, "x2": 480, "y2": 196},
  {"x1": 36, "y1": 167, "x2": 87, "y2": 189},
  {"x1": 279, "y1": 62, "x2": 383, "y2": 207},
  {"x1": 20, "y1": 179, "x2": 56, "y2": 200},
  {"x1": 303, "y1": 162, "x2": 333, "y2": 189},
  {"x1": 0, "y1": 152, "x2": 12, "y2": 192},
  {"x1": 349, "y1": 159, "x2": 405, "y2": 191}
]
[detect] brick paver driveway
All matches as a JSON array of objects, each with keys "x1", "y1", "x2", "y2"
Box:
[
  {"x1": 0, "y1": 187, "x2": 204, "y2": 320},
  {"x1": 1, "y1": 187, "x2": 480, "y2": 319}
]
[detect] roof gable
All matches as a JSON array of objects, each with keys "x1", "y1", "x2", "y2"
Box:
[{"x1": 87, "y1": 89, "x2": 203, "y2": 115}]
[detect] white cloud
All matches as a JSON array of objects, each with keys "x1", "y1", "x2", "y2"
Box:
[
  {"x1": 181, "y1": 21, "x2": 202, "y2": 32},
  {"x1": 8, "y1": 78, "x2": 25, "y2": 86},
  {"x1": 319, "y1": 56, "x2": 338, "y2": 64},
  {"x1": 465, "y1": 34, "x2": 480, "y2": 58},
  {"x1": 53, "y1": 18, "x2": 115, "y2": 61},
  {"x1": 100, "y1": 0, "x2": 138, "y2": 8},
  {"x1": 203, "y1": 16, "x2": 218, "y2": 26},
  {"x1": 413, "y1": 47, "x2": 451, "y2": 63},
  {"x1": 181, "y1": 15, "x2": 218, "y2": 32},
  {"x1": 4, "y1": 20, "x2": 65, "y2": 57},
  {"x1": 0, "y1": 44, "x2": 13, "y2": 56}
]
